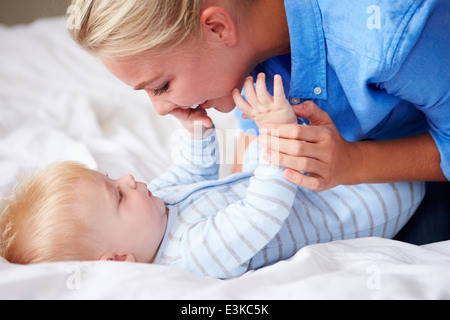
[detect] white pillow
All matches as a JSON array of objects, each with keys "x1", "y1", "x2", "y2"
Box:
[{"x1": 0, "y1": 257, "x2": 9, "y2": 264}]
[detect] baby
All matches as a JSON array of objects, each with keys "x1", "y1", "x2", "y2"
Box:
[
  {"x1": 0, "y1": 74, "x2": 413, "y2": 278},
  {"x1": 0, "y1": 74, "x2": 298, "y2": 278}
]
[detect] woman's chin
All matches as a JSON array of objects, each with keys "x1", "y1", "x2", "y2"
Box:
[{"x1": 209, "y1": 97, "x2": 237, "y2": 113}]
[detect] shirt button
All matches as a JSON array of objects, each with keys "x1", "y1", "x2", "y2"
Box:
[
  {"x1": 291, "y1": 97, "x2": 301, "y2": 105},
  {"x1": 314, "y1": 87, "x2": 322, "y2": 95}
]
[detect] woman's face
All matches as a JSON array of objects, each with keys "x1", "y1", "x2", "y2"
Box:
[{"x1": 102, "y1": 39, "x2": 254, "y2": 117}]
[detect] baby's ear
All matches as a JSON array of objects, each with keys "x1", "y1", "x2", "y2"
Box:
[{"x1": 99, "y1": 253, "x2": 136, "y2": 262}]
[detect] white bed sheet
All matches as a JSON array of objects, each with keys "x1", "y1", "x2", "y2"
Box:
[{"x1": 1, "y1": 17, "x2": 450, "y2": 300}]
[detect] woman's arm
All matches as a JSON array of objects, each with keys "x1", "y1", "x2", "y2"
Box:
[
  {"x1": 260, "y1": 102, "x2": 447, "y2": 191},
  {"x1": 355, "y1": 132, "x2": 445, "y2": 184}
]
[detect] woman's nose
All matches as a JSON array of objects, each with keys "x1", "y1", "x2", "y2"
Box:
[{"x1": 146, "y1": 92, "x2": 173, "y2": 116}]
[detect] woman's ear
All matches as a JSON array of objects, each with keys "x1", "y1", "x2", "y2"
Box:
[
  {"x1": 200, "y1": 6, "x2": 238, "y2": 46},
  {"x1": 99, "y1": 253, "x2": 136, "y2": 262}
]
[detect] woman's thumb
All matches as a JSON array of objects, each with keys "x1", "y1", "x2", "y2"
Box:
[{"x1": 293, "y1": 101, "x2": 333, "y2": 126}]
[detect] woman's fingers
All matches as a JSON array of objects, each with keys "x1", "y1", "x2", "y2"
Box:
[
  {"x1": 258, "y1": 134, "x2": 321, "y2": 159},
  {"x1": 293, "y1": 101, "x2": 334, "y2": 126},
  {"x1": 284, "y1": 169, "x2": 327, "y2": 192},
  {"x1": 263, "y1": 150, "x2": 328, "y2": 191},
  {"x1": 263, "y1": 150, "x2": 325, "y2": 174},
  {"x1": 261, "y1": 123, "x2": 324, "y2": 143}
]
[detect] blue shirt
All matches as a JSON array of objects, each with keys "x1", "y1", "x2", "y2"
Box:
[{"x1": 236, "y1": 0, "x2": 450, "y2": 180}]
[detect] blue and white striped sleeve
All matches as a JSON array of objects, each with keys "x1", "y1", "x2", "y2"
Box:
[
  {"x1": 149, "y1": 129, "x2": 220, "y2": 189},
  {"x1": 179, "y1": 158, "x2": 298, "y2": 279}
]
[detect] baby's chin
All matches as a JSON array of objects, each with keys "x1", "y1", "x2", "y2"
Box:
[{"x1": 154, "y1": 197, "x2": 168, "y2": 216}]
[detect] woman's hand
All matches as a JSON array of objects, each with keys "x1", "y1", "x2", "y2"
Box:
[{"x1": 259, "y1": 101, "x2": 363, "y2": 191}]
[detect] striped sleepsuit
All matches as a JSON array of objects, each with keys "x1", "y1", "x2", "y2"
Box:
[{"x1": 149, "y1": 130, "x2": 425, "y2": 279}]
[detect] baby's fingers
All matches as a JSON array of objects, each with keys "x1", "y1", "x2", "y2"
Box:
[
  {"x1": 273, "y1": 74, "x2": 286, "y2": 104},
  {"x1": 232, "y1": 88, "x2": 252, "y2": 115},
  {"x1": 255, "y1": 73, "x2": 272, "y2": 105},
  {"x1": 243, "y1": 76, "x2": 259, "y2": 108}
]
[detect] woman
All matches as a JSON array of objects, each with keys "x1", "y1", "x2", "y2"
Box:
[{"x1": 68, "y1": 0, "x2": 449, "y2": 241}]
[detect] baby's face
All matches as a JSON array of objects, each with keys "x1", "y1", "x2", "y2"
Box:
[{"x1": 76, "y1": 170, "x2": 168, "y2": 263}]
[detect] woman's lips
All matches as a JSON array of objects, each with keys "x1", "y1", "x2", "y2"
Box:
[
  {"x1": 199, "y1": 101, "x2": 210, "y2": 109},
  {"x1": 148, "y1": 190, "x2": 152, "y2": 198},
  {"x1": 178, "y1": 101, "x2": 208, "y2": 110},
  {"x1": 190, "y1": 101, "x2": 208, "y2": 109}
]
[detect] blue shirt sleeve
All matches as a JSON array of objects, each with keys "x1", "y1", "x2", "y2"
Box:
[{"x1": 380, "y1": 0, "x2": 450, "y2": 180}]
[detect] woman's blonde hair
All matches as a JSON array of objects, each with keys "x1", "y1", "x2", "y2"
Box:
[
  {"x1": 0, "y1": 162, "x2": 101, "y2": 264},
  {"x1": 67, "y1": 0, "x2": 251, "y2": 59}
]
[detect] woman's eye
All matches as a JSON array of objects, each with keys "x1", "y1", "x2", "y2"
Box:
[{"x1": 153, "y1": 82, "x2": 169, "y2": 96}]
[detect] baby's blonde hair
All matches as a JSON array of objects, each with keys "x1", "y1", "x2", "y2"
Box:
[
  {"x1": 68, "y1": 0, "x2": 252, "y2": 59},
  {"x1": 0, "y1": 162, "x2": 101, "y2": 264}
]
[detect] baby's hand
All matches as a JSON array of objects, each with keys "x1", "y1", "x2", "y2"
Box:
[
  {"x1": 169, "y1": 107, "x2": 213, "y2": 139},
  {"x1": 232, "y1": 73, "x2": 298, "y2": 128}
]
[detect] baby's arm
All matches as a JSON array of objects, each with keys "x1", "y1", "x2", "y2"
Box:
[
  {"x1": 180, "y1": 160, "x2": 297, "y2": 278},
  {"x1": 233, "y1": 73, "x2": 298, "y2": 127},
  {"x1": 149, "y1": 120, "x2": 220, "y2": 190},
  {"x1": 179, "y1": 77, "x2": 299, "y2": 278}
]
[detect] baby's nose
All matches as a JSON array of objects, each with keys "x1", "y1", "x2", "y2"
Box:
[{"x1": 123, "y1": 174, "x2": 137, "y2": 189}]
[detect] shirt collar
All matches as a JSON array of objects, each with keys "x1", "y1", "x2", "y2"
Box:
[
  {"x1": 284, "y1": 0, "x2": 328, "y2": 100},
  {"x1": 152, "y1": 204, "x2": 176, "y2": 264}
]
